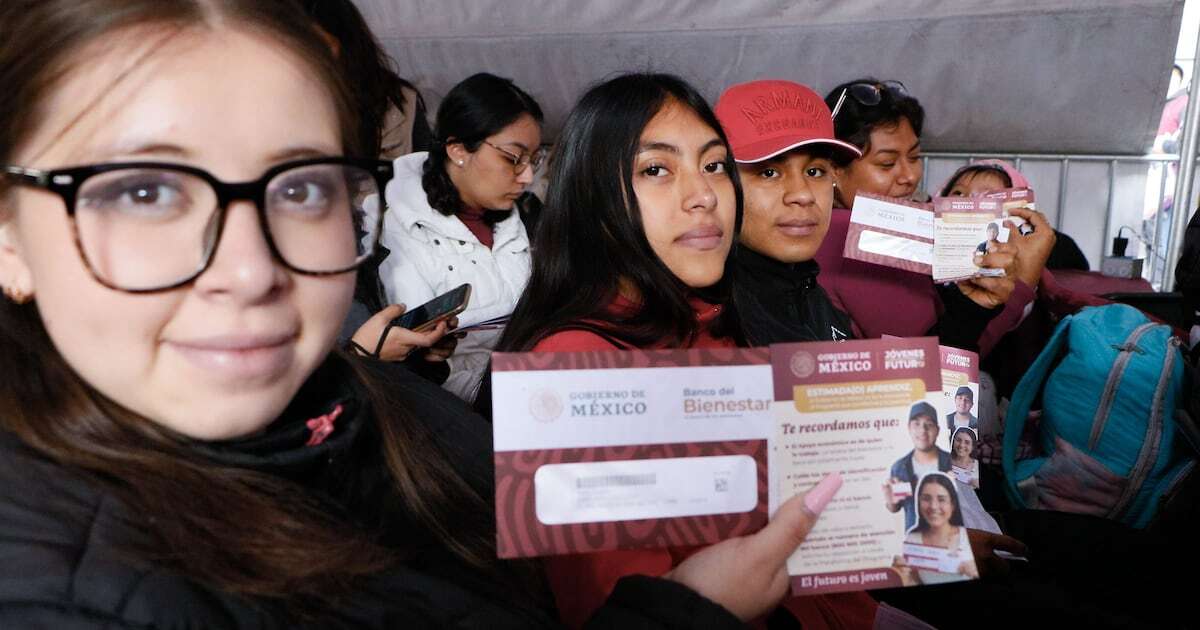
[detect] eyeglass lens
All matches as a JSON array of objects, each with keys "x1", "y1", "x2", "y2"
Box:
[
  {"x1": 487, "y1": 141, "x2": 544, "y2": 174},
  {"x1": 72, "y1": 164, "x2": 380, "y2": 291}
]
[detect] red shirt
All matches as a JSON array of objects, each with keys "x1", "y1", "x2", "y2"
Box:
[
  {"x1": 531, "y1": 296, "x2": 732, "y2": 353},
  {"x1": 457, "y1": 206, "x2": 494, "y2": 249}
]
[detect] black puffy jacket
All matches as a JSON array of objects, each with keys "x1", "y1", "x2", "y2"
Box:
[
  {"x1": 0, "y1": 358, "x2": 742, "y2": 629},
  {"x1": 733, "y1": 247, "x2": 997, "y2": 350}
]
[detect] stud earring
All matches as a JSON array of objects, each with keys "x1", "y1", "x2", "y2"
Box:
[{"x1": 2, "y1": 285, "x2": 30, "y2": 304}]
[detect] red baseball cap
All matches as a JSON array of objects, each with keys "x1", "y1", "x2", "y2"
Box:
[{"x1": 715, "y1": 79, "x2": 862, "y2": 164}]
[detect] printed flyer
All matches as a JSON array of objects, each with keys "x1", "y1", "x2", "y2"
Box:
[
  {"x1": 932, "y1": 196, "x2": 1008, "y2": 283},
  {"x1": 939, "y1": 345, "x2": 981, "y2": 489},
  {"x1": 491, "y1": 348, "x2": 772, "y2": 559},
  {"x1": 844, "y1": 190, "x2": 1033, "y2": 279},
  {"x1": 882, "y1": 338, "x2": 982, "y2": 484},
  {"x1": 986, "y1": 187, "x2": 1037, "y2": 236},
  {"x1": 843, "y1": 192, "x2": 935, "y2": 275},
  {"x1": 985, "y1": 187, "x2": 1036, "y2": 214},
  {"x1": 770, "y1": 337, "x2": 979, "y2": 594}
]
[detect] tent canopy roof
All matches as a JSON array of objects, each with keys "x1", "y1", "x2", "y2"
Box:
[{"x1": 355, "y1": 0, "x2": 1184, "y2": 154}]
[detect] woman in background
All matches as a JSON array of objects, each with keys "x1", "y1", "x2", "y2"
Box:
[
  {"x1": 815, "y1": 80, "x2": 1048, "y2": 357},
  {"x1": 378, "y1": 72, "x2": 544, "y2": 401}
]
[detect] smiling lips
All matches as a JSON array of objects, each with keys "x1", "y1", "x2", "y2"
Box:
[
  {"x1": 168, "y1": 331, "x2": 297, "y2": 381},
  {"x1": 675, "y1": 225, "x2": 725, "y2": 250}
]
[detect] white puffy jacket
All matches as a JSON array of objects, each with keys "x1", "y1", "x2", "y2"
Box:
[{"x1": 377, "y1": 152, "x2": 531, "y2": 401}]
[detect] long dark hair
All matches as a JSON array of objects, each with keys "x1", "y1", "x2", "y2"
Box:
[
  {"x1": 824, "y1": 77, "x2": 925, "y2": 158},
  {"x1": 0, "y1": 0, "x2": 504, "y2": 618},
  {"x1": 911, "y1": 473, "x2": 964, "y2": 532},
  {"x1": 300, "y1": 0, "x2": 429, "y2": 158},
  {"x1": 499, "y1": 73, "x2": 744, "y2": 352},
  {"x1": 422, "y1": 72, "x2": 543, "y2": 216}
]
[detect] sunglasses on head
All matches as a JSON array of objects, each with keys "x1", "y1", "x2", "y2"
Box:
[{"x1": 830, "y1": 80, "x2": 910, "y2": 119}]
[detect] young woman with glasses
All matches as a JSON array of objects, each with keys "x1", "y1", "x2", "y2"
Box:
[
  {"x1": 377, "y1": 72, "x2": 545, "y2": 402},
  {"x1": 0, "y1": 2, "x2": 826, "y2": 627}
]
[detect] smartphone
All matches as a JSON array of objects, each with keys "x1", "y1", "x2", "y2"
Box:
[{"x1": 391, "y1": 284, "x2": 471, "y2": 333}]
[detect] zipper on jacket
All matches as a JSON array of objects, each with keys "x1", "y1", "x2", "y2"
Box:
[
  {"x1": 1088, "y1": 322, "x2": 1157, "y2": 450},
  {"x1": 1150, "y1": 458, "x2": 1196, "y2": 528}
]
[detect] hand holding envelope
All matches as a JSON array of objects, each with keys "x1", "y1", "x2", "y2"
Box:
[
  {"x1": 667, "y1": 473, "x2": 842, "y2": 621},
  {"x1": 844, "y1": 193, "x2": 1021, "y2": 300}
]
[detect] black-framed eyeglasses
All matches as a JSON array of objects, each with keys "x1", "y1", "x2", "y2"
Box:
[
  {"x1": 1, "y1": 157, "x2": 392, "y2": 293},
  {"x1": 482, "y1": 140, "x2": 546, "y2": 175},
  {"x1": 830, "y1": 81, "x2": 910, "y2": 119}
]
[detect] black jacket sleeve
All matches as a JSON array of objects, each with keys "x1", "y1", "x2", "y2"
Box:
[
  {"x1": 584, "y1": 576, "x2": 745, "y2": 630},
  {"x1": 927, "y1": 284, "x2": 1000, "y2": 352}
]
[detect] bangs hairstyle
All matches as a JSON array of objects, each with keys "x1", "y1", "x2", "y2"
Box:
[
  {"x1": 824, "y1": 77, "x2": 925, "y2": 160},
  {"x1": 499, "y1": 72, "x2": 744, "y2": 352},
  {"x1": 938, "y1": 164, "x2": 1013, "y2": 197}
]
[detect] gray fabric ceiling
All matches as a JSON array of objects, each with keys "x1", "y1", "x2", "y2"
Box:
[{"x1": 354, "y1": 0, "x2": 1184, "y2": 154}]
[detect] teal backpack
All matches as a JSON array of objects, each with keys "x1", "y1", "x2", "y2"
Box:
[{"x1": 1002, "y1": 304, "x2": 1197, "y2": 528}]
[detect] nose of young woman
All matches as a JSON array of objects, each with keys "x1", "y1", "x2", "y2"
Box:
[
  {"x1": 515, "y1": 162, "x2": 535, "y2": 186},
  {"x1": 192, "y1": 201, "x2": 288, "y2": 304}
]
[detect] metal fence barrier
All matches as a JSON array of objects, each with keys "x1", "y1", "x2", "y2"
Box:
[{"x1": 920, "y1": 151, "x2": 1192, "y2": 290}]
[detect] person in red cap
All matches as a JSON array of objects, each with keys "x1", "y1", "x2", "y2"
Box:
[{"x1": 713, "y1": 80, "x2": 1016, "y2": 349}]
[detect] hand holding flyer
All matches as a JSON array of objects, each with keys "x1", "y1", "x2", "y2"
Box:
[
  {"x1": 844, "y1": 189, "x2": 1036, "y2": 280},
  {"x1": 985, "y1": 187, "x2": 1037, "y2": 236},
  {"x1": 769, "y1": 337, "x2": 979, "y2": 595}
]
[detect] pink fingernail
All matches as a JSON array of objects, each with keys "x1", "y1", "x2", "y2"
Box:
[{"x1": 804, "y1": 472, "x2": 843, "y2": 515}]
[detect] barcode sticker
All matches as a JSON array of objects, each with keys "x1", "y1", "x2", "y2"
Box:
[
  {"x1": 534, "y1": 455, "x2": 758, "y2": 525},
  {"x1": 576, "y1": 474, "x2": 657, "y2": 489}
]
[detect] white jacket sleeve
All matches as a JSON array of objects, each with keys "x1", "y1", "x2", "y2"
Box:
[{"x1": 377, "y1": 225, "x2": 437, "y2": 311}]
